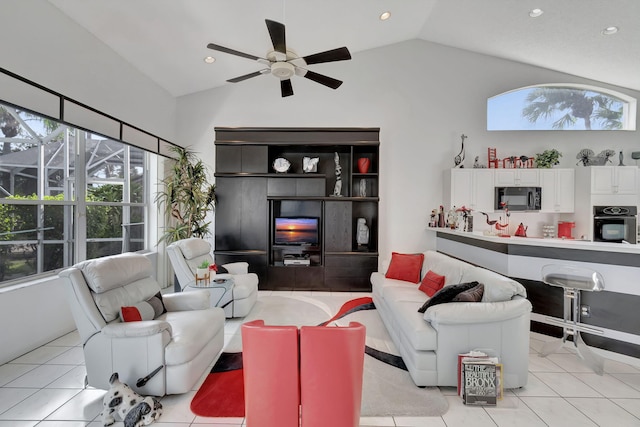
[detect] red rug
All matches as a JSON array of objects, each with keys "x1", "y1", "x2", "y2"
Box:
[{"x1": 190, "y1": 297, "x2": 375, "y2": 417}]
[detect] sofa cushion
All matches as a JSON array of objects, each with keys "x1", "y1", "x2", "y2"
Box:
[
  {"x1": 419, "y1": 270, "x2": 445, "y2": 296},
  {"x1": 417, "y1": 281, "x2": 480, "y2": 313},
  {"x1": 94, "y1": 277, "x2": 161, "y2": 322},
  {"x1": 78, "y1": 253, "x2": 152, "y2": 293},
  {"x1": 385, "y1": 252, "x2": 424, "y2": 283},
  {"x1": 461, "y1": 267, "x2": 526, "y2": 302},
  {"x1": 390, "y1": 300, "x2": 438, "y2": 351},
  {"x1": 422, "y1": 251, "x2": 473, "y2": 285},
  {"x1": 382, "y1": 283, "x2": 426, "y2": 305},
  {"x1": 162, "y1": 308, "x2": 225, "y2": 366},
  {"x1": 452, "y1": 283, "x2": 484, "y2": 302},
  {"x1": 176, "y1": 238, "x2": 211, "y2": 260}
]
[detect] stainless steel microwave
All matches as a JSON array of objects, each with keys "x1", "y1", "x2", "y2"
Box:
[{"x1": 494, "y1": 187, "x2": 541, "y2": 211}]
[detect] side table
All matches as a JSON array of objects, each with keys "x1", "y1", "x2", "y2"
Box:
[{"x1": 187, "y1": 275, "x2": 235, "y2": 311}]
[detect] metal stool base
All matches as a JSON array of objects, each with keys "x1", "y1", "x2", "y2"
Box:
[{"x1": 538, "y1": 286, "x2": 605, "y2": 375}]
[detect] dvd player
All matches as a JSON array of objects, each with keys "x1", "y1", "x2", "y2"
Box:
[{"x1": 284, "y1": 258, "x2": 311, "y2": 266}]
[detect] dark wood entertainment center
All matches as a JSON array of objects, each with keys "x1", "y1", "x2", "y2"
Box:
[{"x1": 213, "y1": 127, "x2": 379, "y2": 291}]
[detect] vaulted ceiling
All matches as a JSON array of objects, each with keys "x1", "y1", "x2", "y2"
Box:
[{"x1": 48, "y1": 0, "x2": 640, "y2": 97}]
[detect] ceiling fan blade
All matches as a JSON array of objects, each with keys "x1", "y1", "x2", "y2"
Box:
[
  {"x1": 302, "y1": 47, "x2": 352, "y2": 65},
  {"x1": 265, "y1": 19, "x2": 287, "y2": 55},
  {"x1": 227, "y1": 70, "x2": 269, "y2": 83},
  {"x1": 281, "y1": 79, "x2": 294, "y2": 97},
  {"x1": 207, "y1": 43, "x2": 263, "y2": 61},
  {"x1": 303, "y1": 70, "x2": 343, "y2": 90}
]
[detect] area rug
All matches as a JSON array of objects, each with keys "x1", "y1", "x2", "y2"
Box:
[{"x1": 191, "y1": 295, "x2": 448, "y2": 418}]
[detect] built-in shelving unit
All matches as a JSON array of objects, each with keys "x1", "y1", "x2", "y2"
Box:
[{"x1": 214, "y1": 127, "x2": 379, "y2": 291}]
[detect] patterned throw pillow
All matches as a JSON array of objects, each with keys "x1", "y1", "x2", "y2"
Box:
[{"x1": 417, "y1": 281, "x2": 480, "y2": 313}]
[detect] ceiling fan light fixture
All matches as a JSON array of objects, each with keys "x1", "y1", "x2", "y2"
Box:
[
  {"x1": 602, "y1": 26, "x2": 618, "y2": 35},
  {"x1": 379, "y1": 11, "x2": 391, "y2": 21},
  {"x1": 528, "y1": 8, "x2": 543, "y2": 18},
  {"x1": 271, "y1": 61, "x2": 295, "y2": 80},
  {"x1": 203, "y1": 56, "x2": 216, "y2": 64}
]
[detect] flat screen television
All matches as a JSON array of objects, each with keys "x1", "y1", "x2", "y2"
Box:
[{"x1": 274, "y1": 217, "x2": 319, "y2": 245}]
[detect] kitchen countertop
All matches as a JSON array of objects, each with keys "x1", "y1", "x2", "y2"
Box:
[{"x1": 428, "y1": 227, "x2": 640, "y2": 255}]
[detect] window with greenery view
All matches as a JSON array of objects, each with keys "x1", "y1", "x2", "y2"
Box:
[
  {"x1": 487, "y1": 84, "x2": 636, "y2": 131},
  {"x1": 0, "y1": 102, "x2": 152, "y2": 285}
]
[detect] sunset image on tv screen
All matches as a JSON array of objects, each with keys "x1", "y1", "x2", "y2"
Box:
[{"x1": 275, "y1": 218, "x2": 318, "y2": 244}]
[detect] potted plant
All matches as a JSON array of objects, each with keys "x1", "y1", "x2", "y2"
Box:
[
  {"x1": 155, "y1": 146, "x2": 216, "y2": 244},
  {"x1": 534, "y1": 149, "x2": 562, "y2": 168},
  {"x1": 196, "y1": 260, "x2": 210, "y2": 281}
]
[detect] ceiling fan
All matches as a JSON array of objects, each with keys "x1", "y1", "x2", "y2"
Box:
[{"x1": 207, "y1": 19, "x2": 351, "y2": 97}]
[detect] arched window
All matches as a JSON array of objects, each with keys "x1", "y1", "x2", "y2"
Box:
[{"x1": 487, "y1": 84, "x2": 636, "y2": 131}]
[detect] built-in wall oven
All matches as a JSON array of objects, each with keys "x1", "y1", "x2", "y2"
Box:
[{"x1": 593, "y1": 205, "x2": 637, "y2": 244}]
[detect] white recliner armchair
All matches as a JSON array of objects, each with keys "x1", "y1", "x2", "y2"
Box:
[
  {"x1": 166, "y1": 237, "x2": 258, "y2": 318},
  {"x1": 59, "y1": 252, "x2": 225, "y2": 396}
]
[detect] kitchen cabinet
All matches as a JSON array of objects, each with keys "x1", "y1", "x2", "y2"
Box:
[
  {"x1": 494, "y1": 169, "x2": 539, "y2": 186},
  {"x1": 444, "y1": 169, "x2": 494, "y2": 213},
  {"x1": 590, "y1": 166, "x2": 637, "y2": 195},
  {"x1": 540, "y1": 169, "x2": 574, "y2": 213}
]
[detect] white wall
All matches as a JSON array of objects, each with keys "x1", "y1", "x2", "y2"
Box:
[
  {"x1": 176, "y1": 39, "x2": 640, "y2": 261},
  {"x1": 0, "y1": 277, "x2": 75, "y2": 364},
  {"x1": 0, "y1": 0, "x2": 177, "y2": 142}
]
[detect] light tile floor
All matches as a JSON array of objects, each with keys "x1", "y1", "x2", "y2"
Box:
[{"x1": 2, "y1": 290, "x2": 640, "y2": 426}]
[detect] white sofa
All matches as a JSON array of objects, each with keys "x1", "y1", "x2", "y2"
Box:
[
  {"x1": 371, "y1": 250, "x2": 532, "y2": 389},
  {"x1": 60, "y1": 253, "x2": 225, "y2": 396}
]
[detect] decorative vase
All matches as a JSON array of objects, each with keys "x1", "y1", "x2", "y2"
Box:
[{"x1": 357, "y1": 157, "x2": 371, "y2": 174}]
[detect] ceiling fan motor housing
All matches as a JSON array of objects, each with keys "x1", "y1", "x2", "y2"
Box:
[{"x1": 270, "y1": 61, "x2": 295, "y2": 80}]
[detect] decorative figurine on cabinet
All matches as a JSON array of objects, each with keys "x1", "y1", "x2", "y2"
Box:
[
  {"x1": 454, "y1": 134, "x2": 467, "y2": 168},
  {"x1": 331, "y1": 152, "x2": 342, "y2": 197},
  {"x1": 356, "y1": 218, "x2": 370, "y2": 248},
  {"x1": 303, "y1": 156, "x2": 319, "y2": 173}
]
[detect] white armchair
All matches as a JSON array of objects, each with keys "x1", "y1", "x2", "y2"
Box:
[
  {"x1": 59, "y1": 252, "x2": 225, "y2": 396},
  {"x1": 166, "y1": 237, "x2": 258, "y2": 318}
]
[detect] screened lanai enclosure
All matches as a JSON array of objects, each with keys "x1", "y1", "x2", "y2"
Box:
[{"x1": 0, "y1": 103, "x2": 150, "y2": 284}]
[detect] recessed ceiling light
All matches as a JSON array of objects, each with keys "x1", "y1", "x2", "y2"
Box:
[
  {"x1": 379, "y1": 11, "x2": 391, "y2": 21},
  {"x1": 529, "y1": 8, "x2": 544, "y2": 18},
  {"x1": 602, "y1": 26, "x2": 618, "y2": 35},
  {"x1": 204, "y1": 56, "x2": 216, "y2": 64}
]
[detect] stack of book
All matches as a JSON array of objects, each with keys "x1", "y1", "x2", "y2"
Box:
[{"x1": 457, "y1": 350, "x2": 503, "y2": 406}]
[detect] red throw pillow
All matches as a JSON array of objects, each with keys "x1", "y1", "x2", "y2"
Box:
[
  {"x1": 419, "y1": 270, "x2": 446, "y2": 296},
  {"x1": 385, "y1": 252, "x2": 425, "y2": 283}
]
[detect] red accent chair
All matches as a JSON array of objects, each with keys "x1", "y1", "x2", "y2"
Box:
[
  {"x1": 299, "y1": 322, "x2": 366, "y2": 427},
  {"x1": 241, "y1": 320, "x2": 300, "y2": 427}
]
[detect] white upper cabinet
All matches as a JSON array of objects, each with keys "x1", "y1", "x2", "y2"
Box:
[
  {"x1": 494, "y1": 169, "x2": 539, "y2": 186},
  {"x1": 444, "y1": 169, "x2": 495, "y2": 213},
  {"x1": 540, "y1": 169, "x2": 575, "y2": 212},
  {"x1": 590, "y1": 166, "x2": 638, "y2": 195}
]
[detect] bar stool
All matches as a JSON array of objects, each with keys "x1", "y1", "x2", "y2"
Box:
[{"x1": 539, "y1": 264, "x2": 606, "y2": 375}]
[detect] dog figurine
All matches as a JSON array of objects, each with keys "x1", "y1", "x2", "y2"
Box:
[{"x1": 101, "y1": 372, "x2": 162, "y2": 427}]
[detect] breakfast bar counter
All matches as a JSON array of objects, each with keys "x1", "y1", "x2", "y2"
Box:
[{"x1": 428, "y1": 227, "x2": 640, "y2": 359}]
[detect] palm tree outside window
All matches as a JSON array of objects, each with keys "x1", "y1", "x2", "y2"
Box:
[{"x1": 487, "y1": 84, "x2": 636, "y2": 131}]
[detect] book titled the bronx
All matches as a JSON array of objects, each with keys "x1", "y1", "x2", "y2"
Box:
[{"x1": 462, "y1": 359, "x2": 498, "y2": 406}]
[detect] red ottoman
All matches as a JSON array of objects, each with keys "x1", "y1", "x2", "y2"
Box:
[
  {"x1": 241, "y1": 320, "x2": 300, "y2": 427},
  {"x1": 299, "y1": 322, "x2": 366, "y2": 427}
]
